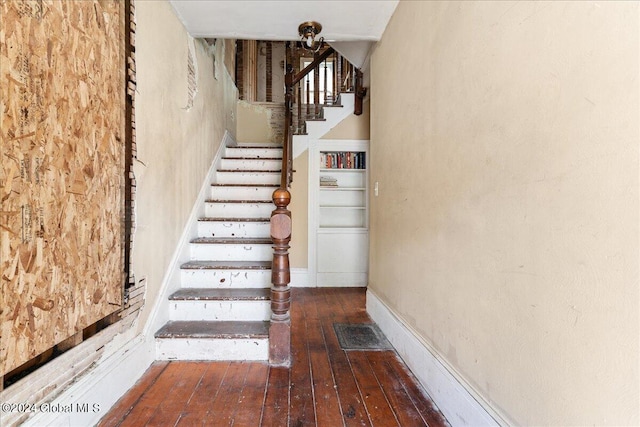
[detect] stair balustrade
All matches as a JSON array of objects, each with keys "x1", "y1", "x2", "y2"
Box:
[{"x1": 268, "y1": 42, "x2": 366, "y2": 365}]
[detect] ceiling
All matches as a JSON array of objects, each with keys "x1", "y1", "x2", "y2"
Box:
[{"x1": 168, "y1": 1, "x2": 399, "y2": 41}]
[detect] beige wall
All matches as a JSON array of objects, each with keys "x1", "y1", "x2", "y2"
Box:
[
  {"x1": 237, "y1": 101, "x2": 272, "y2": 143},
  {"x1": 133, "y1": 0, "x2": 237, "y2": 329},
  {"x1": 322, "y1": 99, "x2": 370, "y2": 140},
  {"x1": 290, "y1": 153, "x2": 309, "y2": 268},
  {"x1": 369, "y1": 1, "x2": 639, "y2": 425},
  {"x1": 236, "y1": 101, "x2": 285, "y2": 144}
]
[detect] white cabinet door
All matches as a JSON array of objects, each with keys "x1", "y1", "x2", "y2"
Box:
[{"x1": 317, "y1": 232, "x2": 368, "y2": 286}]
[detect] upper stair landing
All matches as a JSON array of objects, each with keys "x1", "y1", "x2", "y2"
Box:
[{"x1": 292, "y1": 93, "x2": 355, "y2": 159}]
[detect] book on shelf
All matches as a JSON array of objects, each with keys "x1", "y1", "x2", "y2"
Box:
[
  {"x1": 320, "y1": 151, "x2": 366, "y2": 170},
  {"x1": 320, "y1": 175, "x2": 338, "y2": 187}
]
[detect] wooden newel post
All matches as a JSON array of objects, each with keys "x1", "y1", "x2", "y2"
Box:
[
  {"x1": 269, "y1": 188, "x2": 292, "y2": 366},
  {"x1": 354, "y1": 69, "x2": 366, "y2": 116}
]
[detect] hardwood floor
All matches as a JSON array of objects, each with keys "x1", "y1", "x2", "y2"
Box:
[{"x1": 98, "y1": 288, "x2": 449, "y2": 426}]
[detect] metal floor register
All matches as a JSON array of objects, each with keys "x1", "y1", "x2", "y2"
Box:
[{"x1": 333, "y1": 323, "x2": 393, "y2": 350}]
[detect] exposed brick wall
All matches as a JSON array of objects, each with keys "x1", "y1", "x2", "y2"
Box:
[
  {"x1": 236, "y1": 40, "x2": 244, "y2": 100},
  {"x1": 124, "y1": 0, "x2": 138, "y2": 309},
  {"x1": 266, "y1": 41, "x2": 272, "y2": 102}
]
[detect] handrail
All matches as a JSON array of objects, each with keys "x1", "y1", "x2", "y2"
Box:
[
  {"x1": 281, "y1": 63, "x2": 294, "y2": 188},
  {"x1": 291, "y1": 47, "x2": 335, "y2": 86}
]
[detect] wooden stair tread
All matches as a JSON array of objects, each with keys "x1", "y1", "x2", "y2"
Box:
[
  {"x1": 222, "y1": 157, "x2": 282, "y2": 160},
  {"x1": 233, "y1": 145, "x2": 282, "y2": 149},
  {"x1": 169, "y1": 288, "x2": 270, "y2": 301},
  {"x1": 205, "y1": 199, "x2": 273, "y2": 204},
  {"x1": 217, "y1": 169, "x2": 281, "y2": 173},
  {"x1": 181, "y1": 260, "x2": 271, "y2": 270},
  {"x1": 155, "y1": 321, "x2": 269, "y2": 339},
  {"x1": 211, "y1": 183, "x2": 279, "y2": 187},
  {"x1": 198, "y1": 217, "x2": 271, "y2": 222},
  {"x1": 190, "y1": 237, "x2": 272, "y2": 244}
]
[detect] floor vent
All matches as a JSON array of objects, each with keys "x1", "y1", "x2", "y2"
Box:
[{"x1": 333, "y1": 323, "x2": 392, "y2": 350}]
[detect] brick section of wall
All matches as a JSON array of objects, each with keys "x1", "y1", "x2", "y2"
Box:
[
  {"x1": 120, "y1": 0, "x2": 138, "y2": 318},
  {"x1": 237, "y1": 41, "x2": 244, "y2": 100},
  {"x1": 266, "y1": 41, "x2": 272, "y2": 102}
]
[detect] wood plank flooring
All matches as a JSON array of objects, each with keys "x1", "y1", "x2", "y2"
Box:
[{"x1": 98, "y1": 288, "x2": 449, "y2": 427}]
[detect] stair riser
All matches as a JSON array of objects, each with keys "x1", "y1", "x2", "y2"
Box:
[
  {"x1": 305, "y1": 120, "x2": 327, "y2": 135},
  {"x1": 221, "y1": 159, "x2": 282, "y2": 170},
  {"x1": 215, "y1": 171, "x2": 281, "y2": 185},
  {"x1": 156, "y1": 338, "x2": 268, "y2": 361},
  {"x1": 225, "y1": 147, "x2": 282, "y2": 158},
  {"x1": 210, "y1": 186, "x2": 276, "y2": 200},
  {"x1": 190, "y1": 243, "x2": 273, "y2": 261},
  {"x1": 197, "y1": 221, "x2": 270, "y2": 238},
  {"x1": 323, "y1": 105, "x2": 347, "y2": 122},
  {"x1": 205, "y1": 202, "x2": 274, "y2": 218},
  {"x1": 180, "y1": 269, "x2": 271, "y2": 288},
  {"x1": 169, "y1": 301, "x2": 271, "y2": 321}
]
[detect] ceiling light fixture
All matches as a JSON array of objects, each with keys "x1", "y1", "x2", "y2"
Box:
[{"x1": 298, "y1": 21, "x2": 324, "y2": 53}]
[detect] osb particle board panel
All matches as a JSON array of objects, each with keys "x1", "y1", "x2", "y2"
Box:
[{"x1": 0, "y1": 0, "x2": 125, "y2": 376}]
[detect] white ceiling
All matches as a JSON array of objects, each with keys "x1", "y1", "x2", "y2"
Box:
[{"x1": 168, "y1": 0, "x2": 399, "y2": 41}]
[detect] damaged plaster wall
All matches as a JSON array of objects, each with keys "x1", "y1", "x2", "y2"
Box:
[{"x1": 132, "y1": 0, "x2": 238, "y2": 332}]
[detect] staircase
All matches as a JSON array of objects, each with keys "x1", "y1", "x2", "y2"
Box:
[
  {"x1": 154, "y1": 143, "x2": 283, "y2": 361},
  {"x1": 153, "y1": 45, "x2": 363, "y2": 363}
]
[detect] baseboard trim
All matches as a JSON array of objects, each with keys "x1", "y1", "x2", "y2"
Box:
[
  {"x1": 290, "y1": 268, "x2": 310, "y2": 287},
  {"x1": 21, "y1": 331, "x2": 154, "y2": 427},
  {"x1": 366, "y1": 289, "x2": 504, "y2": 426}
]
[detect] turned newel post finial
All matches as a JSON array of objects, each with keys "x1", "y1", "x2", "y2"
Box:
[
  {"x1": 272, "y1": 188, "x2": 291, "y2": 210},
  {"x1": 269, "y1": 187, "x2": 292, "y2": 365}
]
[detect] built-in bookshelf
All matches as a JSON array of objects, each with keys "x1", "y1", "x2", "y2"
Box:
[
  {"x1": 319, "y1": 150, "x2": 367, "y2": 228},
  {"x1": 311, "y1": 141, "x2": 369, "y2": 287}
]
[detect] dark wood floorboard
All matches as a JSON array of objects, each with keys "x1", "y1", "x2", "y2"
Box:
[
  {"x1": 366, "y1": 352, "x2": 431, "y2": 427},
  {"x1": 232, "y1": 363, "x2": 270, "y2": 426},
  {"x1": 182, "y1": 362, "x2": 229, "y2": 414},
  {"x1": 98, "y1": 362, "x2": 169, "y2": 427},
  {"x1": 205, "y1": 362, "x2": 252, "y2": 426},
  {"x1": 289, "y1": 290, "x2": 316, "y2": 426},
  {"x1": 98, "y1": 288, "x2": 449, "y2": 427},
  {"x1": 321, "y1": 290, "x2": 372, "y2": 427},
  {"x1": 261, "y1": 366, "x2": 290, "y2": 426}
]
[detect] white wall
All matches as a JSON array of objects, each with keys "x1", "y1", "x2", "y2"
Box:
[{"x1": 369, "y1": 1, "x2": 639, "y2": 425}]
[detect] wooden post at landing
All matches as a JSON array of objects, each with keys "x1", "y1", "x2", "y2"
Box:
[
  {"x1": 269, "y1": 188, "x2": 292, "y2": 366},
  {"x1": 314, "y1": 52, "x2": 320, "y2": 117},
  {"x1": 354, "y1": 69, "x2": 367, "y2": 116}
]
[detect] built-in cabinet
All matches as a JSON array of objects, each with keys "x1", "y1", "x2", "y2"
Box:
[{"x1": 310, "y1": 140, "x2": 369, "y2": 286}]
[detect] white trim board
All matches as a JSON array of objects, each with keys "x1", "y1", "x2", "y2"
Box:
[
  {"x1": 366, "y1": 289, "x2": 506, "y2": 426},
  {"x1": 0, "y1": 318, "x2": 155, "y2": 427},
  {"x1": 23, "y1": 333, "x2": 155, "y2": 427},
  {"x1": 290, "y1": 268, "x2": 311, "y2": 287}
]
